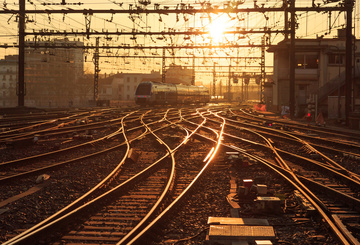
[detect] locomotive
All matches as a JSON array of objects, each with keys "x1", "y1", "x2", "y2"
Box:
[{"x1": 135, "y1": 81, "x2": 210, "y2": 105}]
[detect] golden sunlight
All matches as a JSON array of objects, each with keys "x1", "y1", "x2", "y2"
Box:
[{"x1": 207, "y1": 16, "x2": 228, "y2": 43}]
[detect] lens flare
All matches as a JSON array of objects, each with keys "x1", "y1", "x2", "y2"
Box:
[{"x1": 208, "y1": 16, "x2": 229, "y2": 43}]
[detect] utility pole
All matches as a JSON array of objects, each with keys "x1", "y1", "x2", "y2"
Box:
[
  {"x1": 260, "y1": 35, "x2": 265, "y2": 104},
  {"x1": 213, "y1": 62, "x2": 216, "y2": 99},
  {"x1": 289, "y1": 0, "x2": 296, "y2": 119},
  {"x1": 93, "y1": 37, "x2": 100, "y2": 103},
  {"x1": 284, "y1": 0, "x2": 289, "y2": 40},
  {"x1": 241, "y1": 77, "x2": 244, "y2": 102},
  {"x1": 228, "y1": 64, "x2": 231, "y2": 102},
  {"x1": 10, "y1": 1, "x2": 350, "y2": 109},
  {"x1": 345, "y1": 0, "x2": 353, "y2": 126},
  {"x1": 192, "y1": 55, "x2": 195, "y2": 85},
  {"x1": 162, "y1": 48, "x2": 166, "y2": 83},
  {"x1": 17, "y1": 0, "x2": 25, "y2": 107}
]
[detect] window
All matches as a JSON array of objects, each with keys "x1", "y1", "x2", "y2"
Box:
[
  {"x1": 329, "y1": 54, "x2": 344, "y2": 65},
  {"x1": 127, "y1": 85, "x2": 130, "y2": 91},
  {"x1": 2, "y1": 75, "x2": 5, "y2": 81},
  {"x1": 9, "y1": 75, "x2": 12, "y2": 81},
  {"x1": 127, "y1": 94, "x2": 130, "y2": 100},
  {"x1": 127, "y1": 77, "x2": 130, "y2": 83},
  {"x1": 2, "y1": 83, "x2": 5, "y2": 88},
  {"x1": 295, "y1": 54, "x2": 318, "y2": 69},
  {"x1": 135, "y1": 83, "x2": 151, "y2": 95}
]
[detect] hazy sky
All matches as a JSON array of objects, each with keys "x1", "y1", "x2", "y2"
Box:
[{"x1": 0, "y1": 0, "x2": 358, "y2": 84}]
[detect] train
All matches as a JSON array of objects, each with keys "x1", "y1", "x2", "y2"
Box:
[{"x1": 135, "y1": 81, "x2": 210, "y2": 105}]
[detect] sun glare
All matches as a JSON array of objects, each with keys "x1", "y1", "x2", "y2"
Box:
[{"x1": 208, "y1": 17, "x2": 228, "y2": 43}]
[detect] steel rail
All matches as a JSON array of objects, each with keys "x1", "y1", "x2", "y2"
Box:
[
  {"x1": 7, "y1": 152, "x2": 172, "y2": 245},
  {"x1": 229, "y1": 110, "x2": 360, "y2": 149},
  {"x1": 0, "y1": 110, "x2": 188, "y2": 182},
  {"x1": 0, "y1": 110, "x2": 98, "y2": 137},
  {"x1": 188, "y1": 130, "x2": 352, "y2": 245},
  {"x1": 223, "y1": 114, "x2": 360, "y2": 162},
  {"x1": 185, "y1": 113, "x2": 359, "y2": 245},
  {"x1": 125, "y1": 109, "x2": 224, "y2": 244},
  {"x1": 236, "y1": 108, "x2": 360, "y2": 141},
  {"x1": 185, "y1": 116, "x2": 360, "y2": 192},
  {"x1": 0, "y1": 109, "x2": 131, "y2": 140},
  {"x1": 224, "y1": 111, "x2": 360, "y2": 182},
  {"x1": 117, "y1": 108, "x2": 190, "y2": 244},
  {"x1": 0, "y1": 110, "x2": 181, "y2": 168},
  {"x1": 4, "y1": 109, "x2": 201, "y2": 244},
  {"x1": 3, "y1": 111, "x2": 135, "y2": 245},
  {"x1": 205, "y1": 114, "x2": 360, "y2": 184}
]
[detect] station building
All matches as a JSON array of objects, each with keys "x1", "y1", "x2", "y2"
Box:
[
  {"x1": 0, "y1": 39, "x2": 192, "y2": 108},
  {"x1": 165, "y1": 64, "x2": 194, "y2": 85},
  {"x1": 24, "y1": 38, "x2": 86, "y2": 108},
  {"x1": 0, "y1": 38, "x2": 89, "y2": 108},
  {"x1": 0, "y1": 56, "x2": 18, "y2": 107},
  {"x1": 267, "y1": 30, "x2": 360, "y2": 121}
]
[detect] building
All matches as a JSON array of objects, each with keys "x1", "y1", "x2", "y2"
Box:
[
  {"x1": 24, "y1": 38, "x2": 85, "y2": 107},
  {"x1": 0, "y1": 38, "x2": 88, "y2": 108},
  {"x1": 0, "y1": 56, "x2": 18, "y2": 107},
  {"x1": 165, "y1": 64, "x2": 194, "y2": 85},
  {"x1": 268, "y1": 32, "x2": 360, "y2": 119}
]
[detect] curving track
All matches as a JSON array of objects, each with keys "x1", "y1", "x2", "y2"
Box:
[{"x1": 1, "y1": 105, "x2": 360, "y2": 245}]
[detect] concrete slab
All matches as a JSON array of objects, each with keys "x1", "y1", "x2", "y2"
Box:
[
  {"x1": 255, "y1": 240, "x2": 273, "y2": 245},
  {"x1": 208, "y1": 217, "x2": 269, "y2": 226},
  {"x1": 209, "y1": 225, "x2": 275, "y2": 240}
]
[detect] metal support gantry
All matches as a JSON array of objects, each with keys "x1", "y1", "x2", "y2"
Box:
[
  {"x1": 17, "y1": 0, "x2": 25, "y2": 107},
  {"x1": 93, "y1": 37, "x2": 100, "y2": 103},
  {"x1": 260, "y1": 35, "x2": 265, "y2": 104},
  {"x1": 162, "y1": 48, "x2": 166, "y2": 83},
  {"x1": 213, "y1": 63, "x2": 216, "y2": 99},
  {"x1": 9, "y1": 0, "x2": 354, "y2": 114}
]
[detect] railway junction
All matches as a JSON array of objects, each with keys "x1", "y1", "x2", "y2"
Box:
[
  {"x1": 0, "y1": 104, "x2": 359, "y2": 245},
  {"x1": 0, "y1": 0, "x2": 360, "y2": 244}
]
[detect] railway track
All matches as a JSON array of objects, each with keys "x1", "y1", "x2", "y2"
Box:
[
  {"x1": 1, "y1": 107, "x2": 222, "y2": 244},
  {"x1": 196, "y1": 108, "x2": 360, "y2": 244},
  {"x1": 235, "y1": 108, "x2": 360, "y2": 142},
  {"x1": 1, "y1": 105, "x2": 360, "y2": 244}
]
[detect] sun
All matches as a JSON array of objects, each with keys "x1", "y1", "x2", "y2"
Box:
[{"x1": 207, "y1": 16, "x2": 228, "y2": 43}]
